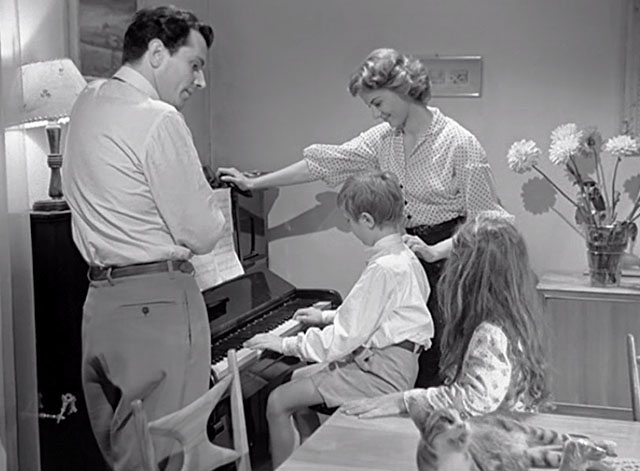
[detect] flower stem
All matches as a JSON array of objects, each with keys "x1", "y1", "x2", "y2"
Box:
[
  {"x1": 551, "y1": 207, "x2": 585, "y2": 239},
  {"x1": 568, "y1": 156, "x2": 597, "y2": 226},
  {"x1": 610, "y1": 156, "x2": 621, "y2": 216},
  {"x1": 594, "y1": 149, "x2": 611, "y2": 218},
  {"x1": 532, "y1": 165, "x2": 580, "y2": 209},
  {"x1": 628, "y1": 194, "x2": 640, "y2": 222}
]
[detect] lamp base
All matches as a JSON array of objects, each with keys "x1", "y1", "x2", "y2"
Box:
[{"x1": 33, "y1": 198, "x2": 69, "y2": 212}]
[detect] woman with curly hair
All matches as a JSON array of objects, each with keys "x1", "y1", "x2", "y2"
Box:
[
  {"x1": 341, "y1": 212, "x2": 551, "y2": 419},
  {"x1": 219, "y1": 48, "x2": 509, "y2": 387}
]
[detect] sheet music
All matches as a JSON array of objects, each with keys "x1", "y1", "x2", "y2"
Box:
[{"x1": 191, "y1": 188, "x2": 244, "y2": 291}]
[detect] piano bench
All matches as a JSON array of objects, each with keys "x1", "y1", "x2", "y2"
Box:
[{"x1": 309, "y1": 403, "x2": 338, "y2": 416}]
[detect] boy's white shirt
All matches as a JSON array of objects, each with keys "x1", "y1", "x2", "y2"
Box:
[{"x1": 281, "y1": 233, "x2": 433, "y2": 363}]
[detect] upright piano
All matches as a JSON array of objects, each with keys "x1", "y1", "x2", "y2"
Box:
[
  {"x1": 206, "y1": 266, "x2": 341, "y2": 380},
  {"x1": 202, "y1": 267, "x2": 341, "y2": 463},
  {"x1": 201, "y1": 187, "x2": 342, "y2": 462},
  {"x1": 206, "y1": 186, "x2": 342, "y2": 381}
]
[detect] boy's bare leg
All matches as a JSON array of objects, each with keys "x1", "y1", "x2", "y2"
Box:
[
  {"x1": 266, "y1": 378, "x2": 324, "y2": 468},
  {"x1": 293, "y1": 408, "x2": 321, "y2": 443}
]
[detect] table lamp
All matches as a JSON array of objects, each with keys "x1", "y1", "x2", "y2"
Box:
[{"x1": 20, "y1": 58, "x2": 86, "y2": 211}]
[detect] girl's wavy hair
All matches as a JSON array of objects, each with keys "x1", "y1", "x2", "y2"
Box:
[
  {"x1": 348, "y1": 48, "x2": 431, "y2": 104},
  {"x1": 438, "y1": 213, "x2": 551, "y2": 410}
]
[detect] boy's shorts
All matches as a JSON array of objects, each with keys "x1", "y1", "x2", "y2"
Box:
[{"x1": 291, "y1": 344, "x2": 419, "y2": 408}]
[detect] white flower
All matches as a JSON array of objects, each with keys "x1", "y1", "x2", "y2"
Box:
[
  {"x1": 550, "y1": 123, "x2": 581, "y2": 144},
  {"x1": 507, "y1": 139, "x2": 540, "y2": 173},
  {"x1": 549, "y1": 134, "x2": 582, "y2": 166},
  {"x1": 603, "y1": 135, "x2": 640, "y2": 157}
]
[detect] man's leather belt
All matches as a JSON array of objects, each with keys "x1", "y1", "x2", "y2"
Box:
[
  {"x1": 88, "y1": 260, "x2": 194, "y2": 281},
  {"x1": 395, "y1": 340, "x2": 424, "y2": 354}
]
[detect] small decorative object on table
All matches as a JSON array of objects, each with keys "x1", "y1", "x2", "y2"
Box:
[{"x1": 507, "y1": 124, "x2": 640, "y2": 286}]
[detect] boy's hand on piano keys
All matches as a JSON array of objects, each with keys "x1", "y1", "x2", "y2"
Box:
[
  {"x1": 293, "y1": 307, "x2": 324, "y2": 326},
  {"x1": 244, "y1": 333, "x2": 284, "y2": 353}
]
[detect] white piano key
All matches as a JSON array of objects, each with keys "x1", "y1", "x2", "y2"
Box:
[
  {"x1": 211, "y1": 299, "x2": 333, "y2": 380},
  {"x1": 212, "y1": 347, "x2": 258, "y2": 380},
  {"x1": 211, "y1": 320, "x2": 302, "y2": 380},
  {"x1": 269, "y1": 318, "x2": 302, "y2": 337}
]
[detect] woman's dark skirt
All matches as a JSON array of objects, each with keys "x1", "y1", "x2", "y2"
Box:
[{"x1": 406, "y1": 216, "x2": 465, "y2": 388}]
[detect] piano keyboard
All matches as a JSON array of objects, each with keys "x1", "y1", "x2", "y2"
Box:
[{"x1": 211, "y1": 300, "x2": 332, "y2": 380}]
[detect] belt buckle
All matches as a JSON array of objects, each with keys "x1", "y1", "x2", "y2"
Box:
[
  {"x1": 89, "y1": 266, "x2": 113, "y2": 284},
  {"x1": 179, "y1": 261, "x2": 194, "y2": 275}
]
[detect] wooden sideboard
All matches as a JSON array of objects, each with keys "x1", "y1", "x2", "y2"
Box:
[{"x1": 537, "y1": 272, "x2": 640, "y2": 415}]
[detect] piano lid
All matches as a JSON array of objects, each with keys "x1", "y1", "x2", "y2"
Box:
[{"x1": 202, "y1": 267, "x2": 297, "y2": 337}]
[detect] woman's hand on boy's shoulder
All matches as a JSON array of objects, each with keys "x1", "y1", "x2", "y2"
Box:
[
  {"x1": 339, "y1": 392, "x2": 407, "y2": 419},
  {"x1": 402, "y1": 235, "x2": 448, "y2": 262}
]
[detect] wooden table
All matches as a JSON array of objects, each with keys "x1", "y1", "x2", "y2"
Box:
[{"x1": 277, "y1": 412, "x2": 640, "y2": 471}]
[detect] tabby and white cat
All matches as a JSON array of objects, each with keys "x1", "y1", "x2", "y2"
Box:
[{"x1": 409, "y1": 407, "x2": 618, "y2": 471}]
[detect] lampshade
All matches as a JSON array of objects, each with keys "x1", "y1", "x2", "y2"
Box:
[{"x1": 20, "y1": 58, "x2": 86, "y2": 125}]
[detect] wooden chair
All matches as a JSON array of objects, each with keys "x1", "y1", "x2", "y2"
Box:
[
  {"x1": 627, "y1": 333, "x2": 640, "y2": 422},
  {"x1": 131, "y1": 349, "x2": 251, "y2": 471}
]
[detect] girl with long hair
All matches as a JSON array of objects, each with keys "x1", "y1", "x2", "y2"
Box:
[{"x1": 342, "y1": 212, "x2": 550, "y2": 419}]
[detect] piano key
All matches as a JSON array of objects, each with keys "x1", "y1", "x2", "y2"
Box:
[
  {"x1": 210, "y1": 298, "x2": 336, "y2": 380},
  {"x1": 211, "y1": 347, "x2": 259, "y2": 381},
  {"x1": 269, "y1": 318, "x2": 302, "y2": 337},
  {"x1": 211, "y1": 316, "x2": 304, "y2": 380}
]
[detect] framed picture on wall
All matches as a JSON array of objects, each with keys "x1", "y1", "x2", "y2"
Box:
[
  {"x1": 416, "y1": 55, "x2": 483, "y2": 98},
  {"x1": 67, "y1": 0, "x2": 144, "y2": 79}
]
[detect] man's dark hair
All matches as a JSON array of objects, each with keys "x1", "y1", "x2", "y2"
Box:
[{"x1": 122, "y1": 6, "x2": 214, "y2": 64}]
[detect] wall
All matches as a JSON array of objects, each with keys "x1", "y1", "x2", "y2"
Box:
[
  {"x1": 209, "y1": 0, "x2": 640, "y2": 296},
  {"x1": 22, "y1": 0, "x2": 214, "y2": 205},
  {"x1": 25, "y1": 0, "x2": 637, "y2": 298}
]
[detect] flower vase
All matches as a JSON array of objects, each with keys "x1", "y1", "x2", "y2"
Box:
[{"x1": 584, "y1": 223, "x2": 630, "y2": 287}]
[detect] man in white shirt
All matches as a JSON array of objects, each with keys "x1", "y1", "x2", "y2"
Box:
[{"x1": 62, "y1": 6, "x2": 224, "y2": 470}]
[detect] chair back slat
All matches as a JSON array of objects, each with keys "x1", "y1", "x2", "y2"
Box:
[
  {"x1": 132, "y1": 399, "x2": 157, "y2": 471},
  {"x1": 627, "y1": 333, "x2": 640, "y2": 422},
  {"x1": 131, "y1": 348, "x2": 252, "y2": 470},
  {"x1": 229, "y1": 349, "x2": 251, "y2": 471}
]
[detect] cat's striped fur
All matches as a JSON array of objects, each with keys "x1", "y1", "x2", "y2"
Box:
[{"x1": 411, "y1": 408, "x2": 571, "y2": 471}]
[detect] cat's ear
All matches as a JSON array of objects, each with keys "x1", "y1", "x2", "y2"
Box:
[{"x1": 408, "y1": 405, "x2": 431, "y2": 436}]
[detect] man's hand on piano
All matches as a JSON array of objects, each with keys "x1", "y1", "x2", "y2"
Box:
[
  {"x1": 244, "y1": 333, "x2": 285, "y2": 353},
  {"x1": 293, "y1": 307, "x2": 325, "y2": 326}
]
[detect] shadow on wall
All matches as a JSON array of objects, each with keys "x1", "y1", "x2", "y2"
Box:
[
  {"x1": 520, "y1": 168, "x2": 640, "y2": 259},
  {"x1": 520, "y1": 170, "x2": 640, "y2": 218},
  {"x1": 267, "y1": 190, "x2": 350, "y2": 242}
]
